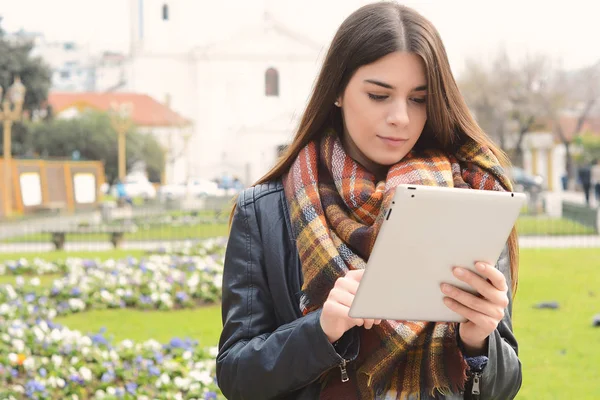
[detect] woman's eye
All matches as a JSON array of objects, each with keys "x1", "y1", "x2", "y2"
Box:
[
  {"x1": 368, "y1": 93, "x2": 388, "y2": 101},
  {"x1": 411, "y1": 97, "x2": 427, "y2": 104}
]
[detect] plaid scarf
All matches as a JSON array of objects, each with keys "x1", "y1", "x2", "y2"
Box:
[{"x1": 282, "y1": 129, "x2": 512, "y2": 399}]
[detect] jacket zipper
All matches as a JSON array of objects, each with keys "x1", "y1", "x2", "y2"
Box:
[
  {"x1": 471, "y1": 372, "x2": 481, "y2": 399},
  {"x1": 339, "y1": 358, "x2": 349, "y2": 382}
]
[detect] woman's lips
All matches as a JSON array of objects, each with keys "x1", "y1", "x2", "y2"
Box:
[{"x1": 377, "y1": 135, "x2": 408, "y2": 147}]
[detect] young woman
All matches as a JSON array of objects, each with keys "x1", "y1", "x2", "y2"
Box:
[{"x1": 216, "y1": 2, "x2": 522, "y2": 399}]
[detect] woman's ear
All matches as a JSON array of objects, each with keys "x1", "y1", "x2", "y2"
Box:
[{"x1": 334, "y1": 99, "x2": 342, "y2": 107}]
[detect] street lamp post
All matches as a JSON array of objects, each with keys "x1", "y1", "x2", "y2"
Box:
[
  {"x1": 0, "y1": 76, "x2": 27, "y2": 217},
  {"x1": 109, "y1": 102, "x2": 134, "y2": 181}
]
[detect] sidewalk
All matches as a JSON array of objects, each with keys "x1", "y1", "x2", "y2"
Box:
[{"x1": 1, "y1": 235, "x2": 599, "y2": 254}]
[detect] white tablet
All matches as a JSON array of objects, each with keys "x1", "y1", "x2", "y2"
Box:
[{"x1": 348, "y1": 184, "x2": 526, "y2": 322}]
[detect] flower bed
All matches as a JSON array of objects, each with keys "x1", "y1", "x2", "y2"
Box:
[{"x1": 0, "y1": 239, "x2": 227, "y2": 399}]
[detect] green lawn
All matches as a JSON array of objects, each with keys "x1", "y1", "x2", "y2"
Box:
[
  {"x1": 516, "y1": 216, "x2": 596, "y2": 236},
  {"x1": 55, "y1": 306, "x2": 222, "y2": 347},
  {"x1": 2, "y1": 224, "x2": 229, "y2": 243},
  {"x1": 514, "y1": 248, "x2": 600, "y2": 399},
  {"x1": 1, "y1": 248, "x2": 598, "y2": 397}
]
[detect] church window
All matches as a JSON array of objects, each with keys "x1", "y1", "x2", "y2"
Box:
[
  {"x1": 162, "y1": 4, "x2": 169, "y2": 21},
  {"x1": 265, "y1": 68, "x2": 279, "y2": 96}
]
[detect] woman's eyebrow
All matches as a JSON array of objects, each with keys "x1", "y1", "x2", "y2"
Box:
[{"x1": 364, "y1": 79, "x2": 427, "y2": 92}]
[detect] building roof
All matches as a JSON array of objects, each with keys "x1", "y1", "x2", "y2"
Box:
[
  {"x1": 47, "y1": 92, "x2": 191, "y2": 127},
  {"x1": 536, "y1": 115, "x2": 600, "y2": 141}
]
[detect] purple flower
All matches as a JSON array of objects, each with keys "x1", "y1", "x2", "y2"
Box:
[
  {"x1": 39, "y1": 368, "x2": 47, "y2": 377},
  {"x1": 69, "y1": 374, "x2": 84, "y2": 385},
  {"x1": 169, "y1": 337, "x2": 184, "y2": 348},
  {"x1": 176, "y1": 292, "x2": 187, "y2": 302},
  {"x1": 91, "y1": 333, "x2": 108, "y2": 346},
  {"x1": 125, "y1": 382, "x2": 138, "y2": 394},
  {"x1": 148, "y1": 365, "x2": 161, "y2": 376},
  {"x1": 24, "y1": 293, "x2": 36, "y2": 303},
  {"x1": 101, "y1": 371, "x2": 115, "y2": 383},
  {"x1": 11, "y1": 368, "x2": 18, "y2": 377},
  {"x1": 71, "y1": 287, "x2": 81, "y2": 296},
  {"x1": 205, "y1": 392, "x2": 218, "y2": 400}
]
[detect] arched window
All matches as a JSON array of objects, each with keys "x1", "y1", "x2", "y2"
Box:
[
  {"x1": 162, "y1": 4, "x2": 169, "y2": 21},
  {"x1": 265, "y1": 68, "x2": 279, "y2": 97}
]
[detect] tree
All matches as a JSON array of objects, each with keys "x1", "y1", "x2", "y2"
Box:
[
  {"x1": 0, "y1": 18, "x2": 52, "y2": 116},
  {"x1": 459, "y1": 50, "x2": 556, "y2": 166},
  {"x1": 24, "y1": 111, "x2": 164, "y2": 184},
  {"x1": 545, "y1": 62, "x2": 600, "y2": 187}
]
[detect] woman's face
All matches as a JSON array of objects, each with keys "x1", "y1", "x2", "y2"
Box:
[{"x1": 338, "y1": 51, "x2": 428, "y2": 175}]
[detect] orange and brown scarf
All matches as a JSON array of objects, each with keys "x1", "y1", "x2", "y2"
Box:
[{"x1": 282, "y1": 129, "x2": 512, "y2": 399}]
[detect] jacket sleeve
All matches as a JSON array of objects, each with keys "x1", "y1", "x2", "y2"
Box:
[
  {"x1": 216, "y1": 191, "x2": 358, "y2": 400},
  {"x1": 477, "y1": 245, "x2": 523, "y2": 399}
]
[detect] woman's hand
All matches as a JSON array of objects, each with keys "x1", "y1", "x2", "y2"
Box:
[
  {"x1": 320, "y1": 269, "x2": 382, "y2": 344},
  {"x1": 440, "y1": 262, "x2": 509, "y2": 356}
]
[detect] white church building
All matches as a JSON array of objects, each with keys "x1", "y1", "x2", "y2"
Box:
[{"x1": 122, "y1": 0, "x2": 369, "y2": 185}]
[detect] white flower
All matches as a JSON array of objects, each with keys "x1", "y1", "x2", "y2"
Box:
[
  {"x1": 11, "y1": 385, "x2": 24, "y2": 393},
  {"x1": 5, "y1": 285, "x2": 17, "y2": 299},
  {"x1": 48, "y1": 309, "x2": 57, "y2": 319},
  {"x1": 143, "y1": 339, "x2": 162, "y2": 351},
  {"x1": 41, "y1": 357, "x2": 49, "y2": 365},
  {"x1": 183, "y1": 350, "x2": 192, "y2": 360},
  {"x1": 160, "y1": 373, "x2": 170, "y2": 385},
  {"x1": 23, "y1": 357, "x2": 35, "y2": 371},
  {"x1": 79, "y1": 366, "x2": 92, "y2": 381},
  {"x1": 8, "y1": 353, "x2": 17, "y2": 364},
  {"x1": 174, "y1": 393, "x2": 183, "y2": 400},
  {"x1": 71, "y1": 357, "x2": 79, "y2": 365},
  {"x1": 50, "y1": 329, "x2": 62, "y2": 342},
  {"x1": 1, "y1": 333, "x2": 10, "y2": 342},
  {"x1": 0, "y1": 303, "x2": 11, "y2": 315},
  {"x1": 190, "y1": 382, "x2": 201, "y2": 392},
  {"x1": 109, "y1": 350, "x2": 119, "y2": 361},
  {"x1": 12, "y1": 339, "x2": 25, "y2": 353},
  {"x1": 68, "y1": 298, "x2": 86, "y2": 311},
  {"x1": 150, "y1": 293, "x2": 159, "y2": 303},
  {"x1": 52, "y1": 355, "x2": 63, "y2": 367},
  {"x1": 100, "y1": 290, "x2": 113, "y2": 302},
  {"x1": 71, "y1": 395, "x2": 79, "y2": 400},
  {"x1": 174, "y1": 376, "x2": 191, "y2": 389},
  {"x1": 106, "y1": 387, "x2": 116, "y2": 396},
  {"x1": 189, "y1": 369, "x2": 213, "y2": 386},
  {"x1": 213, "y1": 274, "x2": 223, "y2": 289},
  {"x1": 15, "y1": 276, "x2": 24, "y2": 286},
  {"x1": 57, "y1": 378, "x2": 66, "y2": 388},
  {"x1": 81, "y1": 347, "x2": 90, "y2": 357},
  {"x1": 95, "y1": 390, "x2": 106, "y2": 399},
  {"x1": 80, "y1": 336, "x2": 92, "y2": 347},
  {"x1": 209, "y1": 346, "x2": 219, "y2": 358},
  {"x1": 121, "y1": 339, "x2": 134, "y2": 349},
  {"x1": 33, "y1": 326, "x2": 45, "y2": 342},
  {"x1": 30, "y1": 277, "x2": 41, "y2": 286}
]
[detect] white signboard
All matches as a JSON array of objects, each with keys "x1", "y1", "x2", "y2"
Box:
[
  {"x1": 19, "y1": 172, "x2": 43, "y2": 207},
  {"x1": 73, "y1": 173, "x2": 96, "y2": 204}
]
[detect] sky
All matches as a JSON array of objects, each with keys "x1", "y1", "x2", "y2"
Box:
[{"x1": 1, "y1": 0, "x2": 599, "y2": 76}]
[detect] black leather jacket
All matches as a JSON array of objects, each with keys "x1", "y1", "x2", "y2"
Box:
[{"x1": 216, "y1": 181, "x2": 522, "y2": 399}]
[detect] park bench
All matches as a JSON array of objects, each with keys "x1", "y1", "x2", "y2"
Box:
[
  {"x1": 42, "y1": 226, "x2": 138, "y2": 250},
  {"x1": 562, "y1": 201, "x2": 600, "y2": 234}
]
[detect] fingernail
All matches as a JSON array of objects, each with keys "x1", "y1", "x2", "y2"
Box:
[
  {"x1": 453, "y1": 267, "x2": 464, "y2": 276},
  {"x1": 441, "y1": 283, "x2": 451, "y2": 294},
  {"x1": 476, "y1": 263, "x2": 486, "y2": 272}
]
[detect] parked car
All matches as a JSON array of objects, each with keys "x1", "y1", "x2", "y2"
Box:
[
  {"x1": 510, "y1": 167, "x2": 544, "y2": 193},
  {"x1": 158, "y1": 178, "x2": 221, "y2": 201},
  {"x1": 110, "y1": 175, "x2": 157, "y2": 200}
]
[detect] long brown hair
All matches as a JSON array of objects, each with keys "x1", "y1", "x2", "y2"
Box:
[{"x1": 231, "y1": 2, "x2": 519, "y2": 294}]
